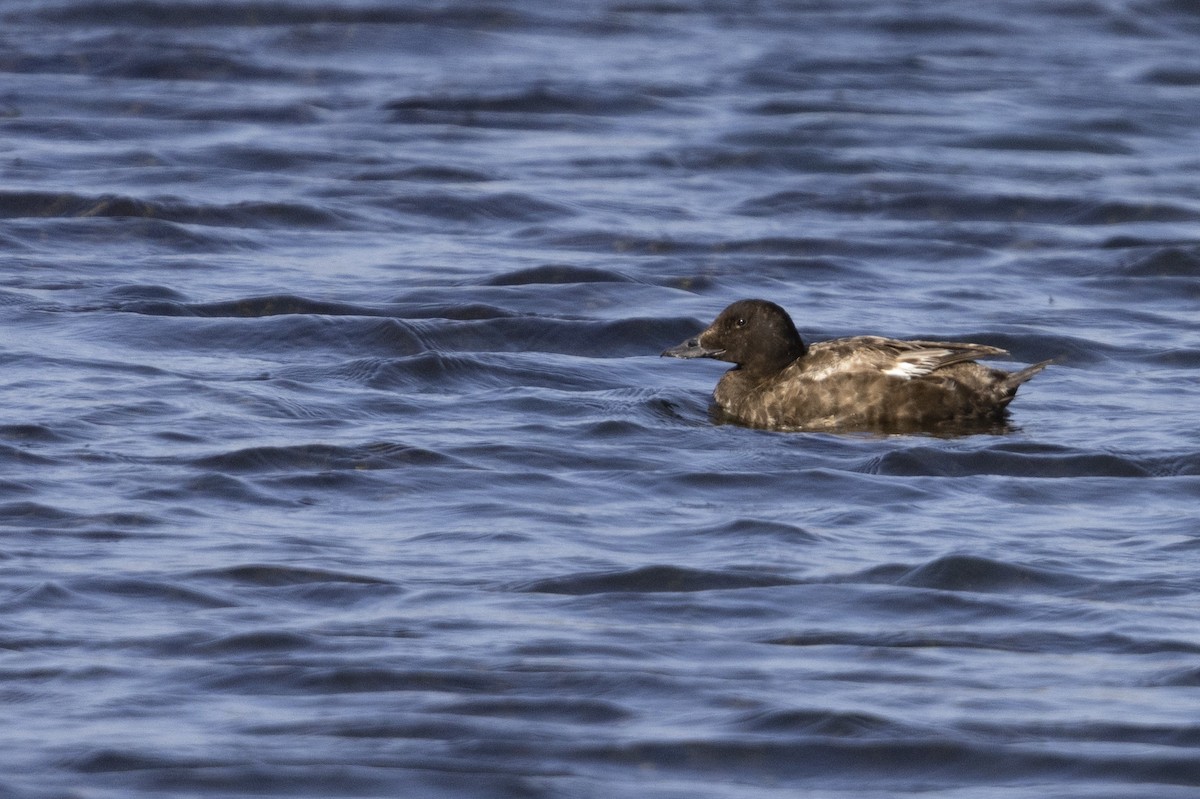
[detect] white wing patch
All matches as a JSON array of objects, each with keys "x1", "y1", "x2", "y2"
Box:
[
  {"x1": 882, "y1": 361, "x2": 925, "y2": 379},
  {"x1": 882, "y1": 349, "x2": 956, "y2": 380},
  {"x1": 806, "y1": 338, "x2": 1004, "y2": 381}
]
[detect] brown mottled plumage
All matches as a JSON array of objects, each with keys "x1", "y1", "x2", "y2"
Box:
[{"x1": 662, "y1": 299, "x2": 1050, "y2": 432}]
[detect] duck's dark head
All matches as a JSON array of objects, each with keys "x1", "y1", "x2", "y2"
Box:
[{"x1": 662, "y1": 299, "x2": 807, "y2": 372}]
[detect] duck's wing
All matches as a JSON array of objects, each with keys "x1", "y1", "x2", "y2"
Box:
[{"x1": 806, "y1": 336, "x2": 1010, "y2": 380}]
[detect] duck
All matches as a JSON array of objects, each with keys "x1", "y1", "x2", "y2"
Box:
[{"x1": 662, "y1": 299, "x2": 1051, "y2": 432}]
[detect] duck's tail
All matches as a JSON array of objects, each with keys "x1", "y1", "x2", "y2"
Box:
[{"x1": 1004, "y1": 359, "x2": 1054, "y2": 391}]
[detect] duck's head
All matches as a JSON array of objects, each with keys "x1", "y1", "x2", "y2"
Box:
[{"x1": 662, "y1": 299, "x2": 807, "y2": 372}]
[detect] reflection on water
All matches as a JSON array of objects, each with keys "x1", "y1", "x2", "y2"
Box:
[{"x1": 708, "y1": 401, "x2": 1024, "y2": 437}]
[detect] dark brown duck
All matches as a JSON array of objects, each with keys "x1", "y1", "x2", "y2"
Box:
[{"x1": 663, "y1": 299, "x2": 1051, "y2": 432}]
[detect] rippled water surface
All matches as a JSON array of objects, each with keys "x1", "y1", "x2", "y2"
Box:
[{"x1": 3, "y1": 1, "x2": 1200, "y2": 797}]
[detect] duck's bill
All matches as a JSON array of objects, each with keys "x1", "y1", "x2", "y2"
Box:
[{"x1": 661, "y1": 338, "x2": 724, "y2": 359}]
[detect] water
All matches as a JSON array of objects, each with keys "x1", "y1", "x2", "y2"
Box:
[{"x1": 2, "y1": 1, "x2": 1200, "y2": 796}]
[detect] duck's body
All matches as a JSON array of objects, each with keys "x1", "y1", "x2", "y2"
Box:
[{"x1": 663, "y1": 300, "x2": 1050, "y2": 432}]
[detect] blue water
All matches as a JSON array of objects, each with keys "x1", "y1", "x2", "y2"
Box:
[{"x1": 2, "y1": 1, "x2": 1200, "y2": 797}]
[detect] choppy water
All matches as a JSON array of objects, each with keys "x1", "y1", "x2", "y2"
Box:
[{"x1": 2, "y1": 1, "x2": 1200, "y2": 797}]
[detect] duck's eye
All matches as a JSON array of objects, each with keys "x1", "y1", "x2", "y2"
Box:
[{"x1": 735, "y1": 318, "x2": 747, "y2": 328}]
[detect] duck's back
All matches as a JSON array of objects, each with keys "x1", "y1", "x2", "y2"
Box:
[{"x1": 714, "y1": 336, "x2": 1038, "y2": 431}]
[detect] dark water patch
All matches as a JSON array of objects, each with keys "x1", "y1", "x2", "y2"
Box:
[
  {"x1": 353, "y1": 165, "x2": 498, "y2": 183},
  {"x1": 568, "y1": 417, "x2": 656, "y2": 441},
  {"x1": 164, "y1": 199, "x2": 351, "y2": 230},
  {"x1": 736, "y1": 707, "x2": 916, "y2": 737},
  {"x1": 1118, "y1": 246, "x2": 1200, "y2": 277},
  {"x1": 1137, "y1": 454, "x2": 1200, "y2": 477},
  {"x1": 75, "y1": 577, "x2": 234, "y2": 609},
  {"x1": 169, "y1": 473, "x2": 297, "y2": 507},
  {"x1": 211, "y1": 665, "x2": 512, "y2": 696},
  {"x1": 0, "y1": 190, "x2": 347, "y2": 229},
  {"x1": 517, "y1": 565, "x2": 798, "y2": 595},
  {"x1": 747, "y1": 98, "x2": 917, "y2": 116},
  {"x1": 962, "y1": 717, "x2": 1200, "y2": 749},
  {"x1": 860, "y1": 443, "x2": 1152, "y2": 478},
  {"x1": 1, "y1": 352, "x2": 174, "y2": 381},
  {"x1": 834, "y1": 580, "x2": 1025, "y2": 621},
  {"x1": 66, "y1": 758, "x2": 442, "y2": 797},
  {"x1": 67, "y1": 748, "x2": 224, "y2": 774},
  {"x1": 666, "y1": 142, "x2": 879, "y2": 174},
  {"x1": 531, "y1": 228, "x2": 715, "y2": 255},
  {"x1": 439, "y1": 438, "x2": 666, "y2": 473},
  {"x1": 0, "y1": 189, "x2": 150, "y2": 219},
  {"x1": 0, "y1": 479, "x2": 35, "y2": 499},
  {"x1": 344, "y1": 352, "x2": 603, "y2": 393},
  {"x1": 691, "y1": 518, "x2": 822, "y2": 543},
  {"x1": 965, "y1": 330, "x2": 1107, "y2": 365},
  {"x1": 736, "y1": 188, "x2": 1200, "y2": 225},
  {"x1": 432, "y1": 696, "x2": 631, "y2": 724},
  {"x1": 0, "y1": 581, "x2": 85, "y2": 610},
  {"x1": 0, "y1": 502, "x2": 162, "y2": 531},
  {"x1": 711, "y1": 235, "x2": 974, "y2": 264},
  {"x1": 188, "y1": 630, "x2": 319, "y2": 655},
  {"x1": 729, "y1": 254, "x2": 868, "y2": 282},
  {"x1": 89, "y1": 47, "x2": 300, "y2": 83},
  {"x1": 737, "y1": 52, "x2": 925, "y2": 91},
  {"x1": 190, "y1": 142, "x2": 353, "y2": 173},
  {"x1": 1140, "y1": 66, "x2": 1200, "y2": 86},
  {"x1": 1146, "y1": 348, "x2": 1200, "y2": 369},
  {"x1": 664, "y1": 469, "x2": 933, "y2": 507},
  {"x1": 337, "y1": 317, "x2": 427, "y2": 357},
  {"x1": 609, "y1": 1, "x2": 695, "y2": 12},
  {"x1": 873, "y1": 11, "x2": 1018, "y2": 35},
  {"x1": 1101, "y1": 236, "x2": 1200, "y2": 251},
  {"x1": 580, "y1": 736, "x2": 1081, "y2": 783},
  {"x1": 122, "y1": 294, "x2": 378, "y2": 318},
  {"x1": 895, "y1": 554, "x2": 1093, "y2": 594},
  {"x1": 102, "y1": 284, "x2": 191, "y2": 304},
  {"x1": 387, "y1": 302, "x2": 522, "y2": 321},
  {"x1": 0, "y1": 31, "x2": 303, "y2": 81},
  {"x1": 112, "y1": 314, "x2": 427, "y2": 358},
  {"x1": 0, "y1": 288, "x2": 41, "y2": 308},
  {"x1": 267, "y1": 581, "x2": 405, "y2": 608},
  {"x1": 766, "y1": 629, "x2": 1200, "y2": 656},
  {"x1": 386, "y1": 86, "x2": 668, "y2": 128},
  {"x1": 188, "y1": 564, "x2": 393, "y2": 588},
  {"x1": 262, "y1": 469, "x2": 399, "y2": 495},
  {"x1": 245, "y1": 716, "x2": 478, "y2": 741},
  {"x1": 405, "y1": 528, "x2": 534, "y2": 547},
  {"x1": 341, "y1": 314, "x2": 694, "y2": 363},
  {"x1": 1153, "y1": 666, "x2": 1200, "y2": 687},
  {"x1": 953, "y1": 132, "x2": 1133, "y2": 155},
  {"x1": 170, "y1": 102, "x2": 324, "y2": 124},
  {"x1": 192, "y1": 442, "x2": 454, "y2": 474},
  {"x1": 9, "y1": 217, "x2": 259, "y2": 253},
  {"x1": 483, "y1": 264, "x2": 635, "y2": 286},
  {"x1": 18, "y1": 2, "x2": 527, "y2": 29},
  {"x1": 378, "y1": 191, "x2": 573, "y2": 225},
  {"x1": 504, "y1": 641, "x2": 649, "y2": 669},
  {"x1": 0, "y1": 444, "x2": 57, "y2": 466}
]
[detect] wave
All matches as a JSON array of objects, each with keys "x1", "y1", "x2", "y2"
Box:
[
  {"x1": 858, "y1": 442, "x2": 1172, "y2": 478},
  {"x1": 0, "y1": 190, "x2": 348, "y2": 229},
  {"x1": 386, "y1": 85, "x2": 670, "y2": 129},
  {"x1": 376, "y1": 191, "x2": 573, "y2": 224},
  {"x1": 16, "y1": 2, "x2": 528, "y2": 29},
  {"x1": 736, "y1": 188, "x2": 1200, "y2": 225},
  {"x1": 190, "y1": 442, "x2": 457, "y2": 474},
  {"x1": 516, "y1": 564, "x2": 799, "y2": 594},
  {"x1": 186, "y1": 563, "x2": 394, "y2": 587}
]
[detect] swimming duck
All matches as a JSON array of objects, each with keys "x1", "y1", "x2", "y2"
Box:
[{"x1": 662, "y1": 299, "x2": 1050, "y2": 432}]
